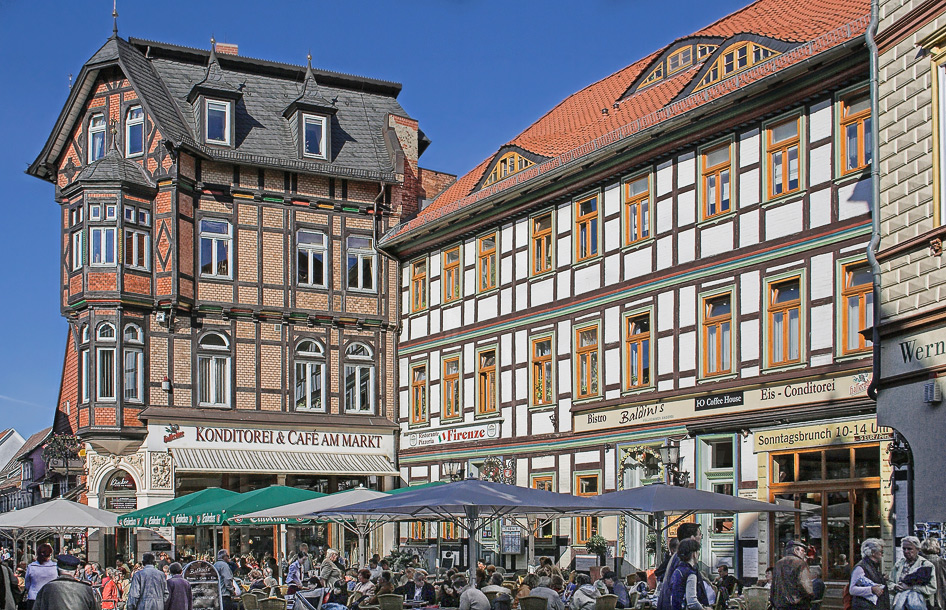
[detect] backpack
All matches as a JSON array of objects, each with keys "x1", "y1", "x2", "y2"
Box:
[
  {"x1": 492, "y1": 592, "x2": 513, "y2": 610},
  {"x1": 842, "y1": 584, "x2": 852, "y2": 610}
]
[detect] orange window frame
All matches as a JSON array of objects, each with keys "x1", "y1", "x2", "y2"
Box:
[
  {"x1": 575, "y1": 474, "x2": 599, "y2": 545},
  {"x1": 703, "y1": 295, "x2": 732, "y2": 377},
  {"x1": 840, "y1": 91, "x2": 871, "y2": 175},
  {"x1": 768, "y1": 277, "x2": 802, "y2": 366},
  {"x1": 478, "y1": 234, "x2": 497, "y2": 292},
  {"x1": 701, "y1": 144, "x2": 731, "y2": 219},
  {"x1": 575, "y1": 325, "x2": 599, "y2": 400},
  {"x1": 766, "y1": 117, "x2": 802, "y2": 199},
  {"x1": 667, "y1": 47, "x2": 693, "y2": 74},
  {"x1": 841, "y1": 263, "x2": 872, "y2": 355},
  {"x1": 532, "y1": 476, "x2": 555, "y2": 537},
  {"x1": 575, "y1": 194, "x2": 599, "y2": 262},
  {"x1": 624, "y1": 176, "x2": 650, "y2": 245},
  {"x1": 531, "y1": 336, "x2": 554, "y2": 406},
  {"x1": 441, "y1": 521, "x2": 458, "y2": 541},
  {"x1": 477, "y1": 349, "x2": 497, "y2": 415},
  {"x1": 625, "y1": 314, "x2": 651, "y2": 390},
  {"x1": 410, "y1": 363, "x2": 427, "y2": 425},
  {"x1": 442, "y1": 356, "x2": 461, "y2": 419},
  {"x1": 532, "y1": 213, "x2": 553, "y2": 275},
  {"x1": 442, "y1": 247, "x2": 461, "y2": 303},
  {"x1": 408, "y1": 521, "x2": 427, "y2": 540},
  {"x1": 410, "y1": 259, "x2": 427, "y2": 313}
]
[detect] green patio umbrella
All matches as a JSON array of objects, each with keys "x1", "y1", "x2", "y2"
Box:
[
  {"x1": 169, "y1": 485, "x2": 326, "y2": 526},
  {"x1": 118, "y1": 488, "x2": 238, "y2": 528}
]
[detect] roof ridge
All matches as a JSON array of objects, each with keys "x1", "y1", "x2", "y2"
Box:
[{"x1": 692, "y1": 0, "x2": 766, "y2": 37}]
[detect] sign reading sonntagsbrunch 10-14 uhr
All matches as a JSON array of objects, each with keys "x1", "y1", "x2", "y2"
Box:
[
  {"x1": 573, "y1": 372, "x2": 871, "y2": 433},
  {"x1": 147, "y1": 423, "x2": 395, "y2": 454}
]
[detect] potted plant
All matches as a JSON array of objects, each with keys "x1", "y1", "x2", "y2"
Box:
[{"x1": 586, "y1": 533, "x2": 608, "y2": 567}]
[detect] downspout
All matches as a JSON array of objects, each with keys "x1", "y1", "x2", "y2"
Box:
[{"x1": 866, "y1": 0, "x2": 882, "y2": 400}]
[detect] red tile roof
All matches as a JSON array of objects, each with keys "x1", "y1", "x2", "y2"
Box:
[{"x1": 388, "y1": 0, "x2": 868, "y2": 244}]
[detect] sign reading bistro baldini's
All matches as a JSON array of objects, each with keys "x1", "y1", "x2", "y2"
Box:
[{"x1": 573, "y1": 372, "x2": 871, "y2": 433}]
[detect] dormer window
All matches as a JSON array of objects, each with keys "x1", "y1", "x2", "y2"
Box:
[
  {"x1": 695, "y1": 41, "x2": 778, "y2": 91},
  {"x1": 89, "y1": 114, "x2": 106, "y2": 162},
  {"x1": 303, "y1": 114, "x2": 327, "y2": 159},
  {"x1": 205, "y1": 100, "x2": 231, "y2": 145},
  {"x1": 125, "y1": 106, "x2": 144, "y2": 157},
  {"x1": 483, "y1": 151, "x2": 535, "y2": 187}
]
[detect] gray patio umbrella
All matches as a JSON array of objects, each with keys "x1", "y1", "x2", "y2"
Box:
[{"x1": 0, "y1": 499, "x2": 118, "y2": 554}]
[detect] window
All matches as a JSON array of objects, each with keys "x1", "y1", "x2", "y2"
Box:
[
  {"x1": 532, "y1": 475, "x2": 555, "y2": 537},
  {"x1": 199, "y1": 219, "x2": 231, "y2": 278},
  {"x1": 441, "y1": 521, "x2": 458, "y2": 541},
  {"x1": 89, "y1": 227, "x2": 116, "y2": 266},
  {"x1": 138, "y1": 210, "x2": 151, "y2": 226},
  {"x1": 624, "y1": 175, "x2": 651, "y2": 245},
  {"x1": 697, "y1": 44, "x2": 718, "y2": 59},
  {"x1": 768, "y1": 277, "x2": 802, "y2": 366},
  {"x1": 477, "y1": 348, "x2": 497, "y2": 415},
  {"x1": 531, "y1": 213, "x2": 553, "y2": 275},
  {"x1": 840, "y1": 90, "x2": 872, "y2": 175},
  {"x1": 442, "y1": 356, "x2": 461, "y2": 419},
  {"x1": 575, "y1": 194, "x2": 599, "y2": 261},
  {"x1": 575, "y1": 325, "x2": 599, "y2": 400},
  {"x1": 70, "y1": 206, "x2": 83, "y2": 226},
  {"x1": 702, "y1": 144, "x2": 731, "y2": 219},
  {"x1": 408, "y1": 521, "x2": 427, "y2": 541},
  {"x1": 766, "y1": 116, "x2": 802, "y2": 199},
  {"x1": 80, "y1": 347, "x2": 91, "y2": 403},
  {"x1": 667, "y1": 47, "x2": 693, "y2": 74},
  {"x1": 197, "y1": 332, "x2": 230, "y2": 406},
  {"x1": 410, "y1": 363, "x2": 428, "y2": 425},
  {"x1": 531, "y1": 336, "x2": 554, "y2": 407},
  {"x1": 575, "y1": 474, "x2": 600, "y2": 545},
  {"x1": 478, "y1": 234, "x2": 497, "y2": 292},
  {"x1": 294, "y1": 340, "x2": 325, "y2": 411},
  {"x1": 123, "y1": 324, "x2": 143, "y2": 402},
  {"x1": 345, "y1": 343, "x2": 375, "y2": 413},
  {"x1": 124, "y1": 229, "x2": 150, "y2": 270},
  {"x1": 710, "y1": 439, "x2": 735, "y2": 469},
  {"x1": 125, "y1": 106, "x2": 144, "y2": 157},
  {"x1": 625, "y1": 313, "x2": 651, "y2": 390},
  {"x1": 89, "y1": 205, "x2": 102, "y2": 221},
  {"x1": 346, "y1": 236, "x2": 376, "y2": 291},
  {"x1": 410, "y1": 259, "x2": 427, "y2": 313},
  {"x1": 841, "y1": 263, "x2": 873, "y2": 355},
  {"x1": 72, "y1": 231, "x2": 84, "y2": 271},
  {"x1": 88, "y1": 114, "x2": 106, "y2": 162},
  {"x1": 703, "y1": 294, "x2": 732, "y2": 376},
  {"x1": 96, "y1": 323, "x2": 116, "y2": 401},
  {"x1": 303, "y1": 114, "x2": 327, "y2": 159},
  {"x1": 205, "y1": 100, "x2": 230, "y2": 144},
  {"x1": 297, "y1": 230, "x2": 327, "y2": 288},
  {"x1": 483, "y1": 151, "x2": 534, "y2": 187},
  {"x1": 695, "y1": 42, "x2": 778, "y2": 90},
  {"x1": 442, "y1": 246, "x2": 462, "y2": 303},
  {"x1": 641, "y1": 64, "x2": 665, "y2": 88},
  {"x1": 105, "y1": 204, "x2": 117, "y2": 220}
]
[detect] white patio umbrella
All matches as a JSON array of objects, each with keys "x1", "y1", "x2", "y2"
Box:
[{"x1": 0, "y1": 499, "x2": 118, "y2": 554}]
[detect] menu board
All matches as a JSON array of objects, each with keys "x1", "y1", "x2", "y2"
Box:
[{"x1": 183, "y1": 560, "x2": 222, "y2": 610}]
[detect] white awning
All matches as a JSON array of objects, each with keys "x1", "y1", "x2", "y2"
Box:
[{"x1": 171, "y1": 448, "x2": 398, "y2": 476}]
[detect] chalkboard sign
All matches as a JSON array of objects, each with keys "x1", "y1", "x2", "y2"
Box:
[{"x1": 183, "y1": 560, "x2": 223, "y2": 610}]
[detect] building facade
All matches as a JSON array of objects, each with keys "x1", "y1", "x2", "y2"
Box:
[
  {"x1": 875, "y1": 0, "x2": 946, "y2": 534},
  {"x1": 383, "y1": 0, "x2": 893, "y2": 581},
  {"x1": 28, "y1": 33, "x2": 444, "y2": 564}
]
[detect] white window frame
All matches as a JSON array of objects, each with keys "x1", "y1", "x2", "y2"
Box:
[
  {"x1": 80, "y1": 348, "x2": 91, "y2": 403},
  {"x1": 197, "y1": 332, "x2": 231, "y2": 407},
  {"x1": 297, "y1": 230, "x2": 328, "y2": 288},
  {"x1": 105, "y1": 204, "x2": 117, "y2": 220},
  {"x1": 72, "y1": 231, "x2": 84, "y2": 271},
  {"x1": 199, "y1": 219, "x2": 232, "y2": 279},
  {"x1": 96, "y1": 322, "x2": 116, "y2": 401},
  {"x1": 89, "y1": 205, "x2": 102, "y2": 221},
  {"x1": 90, "y1": 227, "x2": 117, "y2": 266},
  {"x1": 294, "y1": 340, "x2": 327, "y2": 412},
  {"x1": 124, "y1": 229, "x2": 150, "y2": 271},
  {"x1": 123, "y1": 324, "x2": 144, "y2": 403},
  {"x1": 205, "y1": 100, "x2": 231, "y2": 145},
  {"x1": 344, "y1": 342, "x2": 375, "y2": 413},
  {"x1": 346, "y1": 236, "x2": 377, "y2": 292},
  {"x1": 302, "y1": 114, "x2": 327, "y2": 160},
  {"x1": 88, "y1": 114, "x2": 106, "y2": 162},
  {"x1": 125, "y1": 106, "x2": 144, "y2": 157}
]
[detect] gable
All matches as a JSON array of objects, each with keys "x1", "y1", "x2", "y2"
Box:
[{"x1": 475, "y1": 147, "x2": 549, "y2": 192}]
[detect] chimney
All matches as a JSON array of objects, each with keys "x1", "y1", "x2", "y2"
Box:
[{"x1": 216, "y1": 43, "x2": 239, "y2": 56}]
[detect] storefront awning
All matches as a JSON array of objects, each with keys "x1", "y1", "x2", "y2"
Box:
[{"x1": 171, "y1": 448, "x2": 399, "y2": 476}]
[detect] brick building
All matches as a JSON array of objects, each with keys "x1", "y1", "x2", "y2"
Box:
[
  {"x1": 27, "y1": 31, "x2": 449, "y2": 563},
  {"x1": 382, "y1": 0, "x2": 892, "y2": 581}
]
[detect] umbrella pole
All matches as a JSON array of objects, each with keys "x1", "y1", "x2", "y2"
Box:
[
  {"x1": 528, "y1": 517, "x2": 536, "y2": 570},
  {"x1": 654, "y1": 511, "x2": 663, "y2": 570},
  {"x1": 465, "y1": 506, "x2": 479, "y2": 580}
]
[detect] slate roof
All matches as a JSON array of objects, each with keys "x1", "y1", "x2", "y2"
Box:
[
  {"x1": 73, "y1": 149, "x2": 156, "y2": 190},
  {"x1": 382, "y1": 0, "x2": 869, "y2": 247},
  {"x1": 0, "y1": 427, "x2": 51, "y2": 491}
]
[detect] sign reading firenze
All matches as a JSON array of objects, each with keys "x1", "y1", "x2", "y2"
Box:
[{"x1": 406, "y1": 422, "x2": 500, "y2": 448}]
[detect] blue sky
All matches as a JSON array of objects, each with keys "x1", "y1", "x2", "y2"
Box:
[{"x1": 0, "y1": 0, "x2": 750, "y2": 437}]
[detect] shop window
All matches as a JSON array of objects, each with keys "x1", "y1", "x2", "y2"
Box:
[
  {"x1": 701, "y1": 144, "x2": 731, "y2": 219},
  {"x1": 532, "y1": 475, "x2": 555, "y2": 537},
  {"x1": 410, "y1": 363, "x2": 428, "y2": 425},
  {"x1": 294, "y1": 340, "x2": 325, "y2": 412},
  {"x1": 575, "y1": 194, "x2": 599, "y2": 261},
  {"x1": 531, "y1": 335, "x2": 554, "y2": 407},
  {"x1": 841, "y1": 263, "x2": 873, "y2": 355},
  {"x1": 125, "y1": 106, "x2": 144, "y2": 157},
  {"x1": 198, "y1": 332, "x2": 230, "y2": 407},
  {"x1": 575, "y1": 474, "x2": 599, "y2": 544},
  {"x1": 346, "y1": 236, "x2": 376, "y2": 292},
  {"x1": 199, "y1": 219, "x2": 231, "y2": 279},
  {"x1": 344, "y1": 343, "x2": 375, "y2": 413},
  {"x1": 410, "y1": 259, "x2": 427, "y2": 313},
  {"x1": 442, "y1": 246, "x2": 462, "y2": 303},
  {"x1": 297, "y1": 230, "x2": 327, "y2": 288},
  {"x1": 88, "y1": 114, "x2": 106, "y2": 162},
  {"x1": 442, "y1": 356, "x2": 461, "y2": 419},
  {"x1": 766, "y1": 116, "x2": 802, "y2": 199},
  {"x1": 624, "y1": 175, "x2": 651, "y2": 245},
  {"x1": 702, "y1": 294, "x2": 732, "y2": 377},
  {"x1": 532, "y1": 213, "x2": 553, "y2": 275},
  {"x1": 624, "y1": 313, "x2": 651, "y2": 390},
  {"x1": 575, "y1": 324, "x2": 600, "y2": 400},
  {"x1": 839, "y1": 89, "x2": 871, "y2": 175},
  {"x1": 123, "y1": 324, "x2": 143, "y2": 402},
  {"x1": 768, "y1": 277, "x2": 802, "y2": 367},
  {"x1": 478, "y1": 234, "x2": 497, "y2": 292},
  {"x1": 477, "y1": 348, "x2": 497, "y2": 415}
]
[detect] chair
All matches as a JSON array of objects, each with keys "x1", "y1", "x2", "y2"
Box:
[
  {"x1": 520, "y1": 596, "x2": 550, "y2": 610},
  {"x1": 743, "y1": 587, "x2": 769, "y2": 610},
  {"x1": 502, "y1": 582, "x2": 518, "y2": 597},
  {"x1": 485, "y1": 591, "x2": 500, "y2": 605},
  {"x1": 242, "y1": 592, "x2": 261, "y2": 609},
  {"x1": 627, "y1": 591, "x2": 640, "y2": 608},
  {"x1": 260, "y1": 599, "x2": 289, "y2": 610},
  {"x1": 379, "y1": 593, "x2": 406, "y2": 610},
  {"x1": 596, "y1": 594, "x2": 620, "y2": 610},
  {"x1": 350, "y1": 591, "x2": 366, "y2": 606}
]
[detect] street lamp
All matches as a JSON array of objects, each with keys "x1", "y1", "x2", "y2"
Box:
[
  {"x1": 658, "y1": 440, "x2": 689, "y2": 487},
  {"x1": 444, "y1": 461, "x2": 465, "y2": 481},
  {"x1": 39, "y1": 480, "x2": 55, "y2": 500}
]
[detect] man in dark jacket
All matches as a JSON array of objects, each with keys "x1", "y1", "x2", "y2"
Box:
[
  {"x1": 771, "y1": 541, "x2": 814, "y2": 610},
  {"x1": 165, "y1": 563, "x2": 192, "y2": 610},
  {"x1": 33, "y1": 554, "x2": 100, "y2": 610}
]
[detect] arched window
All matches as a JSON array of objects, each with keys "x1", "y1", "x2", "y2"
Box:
[
  {"x1": 97, "y1": 322, "x2": 116, "y2": 340},
  {"x1": 123, "y1": 324, "x2": 144, "y2": 402},
  {"x1": 125, "y1": 106, "x2": 144, "y2": 157},
  {"x1": 197, "y1": 332, "x2": 230, "y2": 407},
  {"x1": 344, "y1": 342, "x2": 374, "y2": 413},
  {"x1": 80, "y1": 324, "x2": 90, "y2": 343},
  {"x1": 88, "y1": 114, "x2": 106, "y2": 162},
  {"x1": 96, "y1": 323, "x2": 116, "y2": 401},
  {"x1": 294, "y1": 340, "x2": 326, "y2": 412}
]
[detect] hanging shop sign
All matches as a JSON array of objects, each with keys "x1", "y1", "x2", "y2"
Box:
[
  {"x1": 405, "y1": 421, "x2": 501, "y2": 448},
  {"x1": 147, "y1": 424, "x2": 394, "y2": 455},
  {"x1": 574, "y1": 372, "x2": 871, "y2": 434},
  {"x1": 881, "y1": 325, "x2": 946, "y2": 378},
  {"x1": 753, "y1": 417, "x2": 892, "y2": 452}
]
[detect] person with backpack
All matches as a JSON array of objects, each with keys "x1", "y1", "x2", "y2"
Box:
[{"x1": 667, "y1": 540, "x2": 710, "y2": 610}]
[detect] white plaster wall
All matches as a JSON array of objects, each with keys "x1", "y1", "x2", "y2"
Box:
[
  {"x1": 701, "y1": 221, "x2": 734, "y2": 258},
  {"x1": 765, "y1": 200, "x2": 803, "y2": 240}
]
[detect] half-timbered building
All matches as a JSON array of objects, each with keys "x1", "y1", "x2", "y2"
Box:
[{"x1": 382, "y1": 0, "x2": 892, "y2": 582}]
